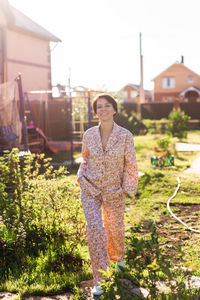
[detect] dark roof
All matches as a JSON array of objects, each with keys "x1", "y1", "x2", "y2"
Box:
[
  {"x1": 126, "y1": 83, "x2": 140, "y2": 90},
  {"x1": 152, "y1": 62, "x2": 200, "y2": 81},
  {"x1": 124, "y1": 83, "x2": 151, "y2": 94},
  {"x1": 0, "y1": 0, "x2": 61, "y2": 42}
]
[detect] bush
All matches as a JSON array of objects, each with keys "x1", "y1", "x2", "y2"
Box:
[
  {"x1": 0, "y1": 215, "x2": 27, "y2": 278},
  {"x1": 115, "y1": 109, "x2": 147, "y2": 135},
  {"x1": 0, "y1": 149, "x2": 85, "y2": 279},
  {"x1": 143, "y1": 119, "x2": 168, "y2": 134},
  {"x1": 100, "y1": 221, "x2": 198, "y2": 299},
  {"x1": 166, "y1": 109, "x2": 190, "y2": 139},
  {"x1": 156, "y1": 137, "x2": 171, "y2": 154}
]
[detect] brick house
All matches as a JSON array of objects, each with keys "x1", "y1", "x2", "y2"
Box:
[
  {"x1": 121, "y1": 83, "x2": 152, "y2": 103},
  {"x1": 153, "y1": 59, "x2": 200, "y2": 103},
  {"x1": 0, "y1": 0, "x2": 61, "y2": 93}
]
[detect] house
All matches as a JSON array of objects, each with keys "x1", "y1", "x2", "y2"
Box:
[
  {"x1": 0, "y1": 0, "x2": 61, "y2": 93},
  {"x1": 121, "y1": 83, "x2": 152, "y2": 103},
  {"x1": 153, "y1": 58, "x2": 200, "y2": 102}
]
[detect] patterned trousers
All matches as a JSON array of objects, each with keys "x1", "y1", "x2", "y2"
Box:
[{"x1": 80, "y1": 191, "x2": 125, "y2": 286}]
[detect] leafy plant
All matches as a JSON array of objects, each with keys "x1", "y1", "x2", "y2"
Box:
[
  {"x1": 99, "y1": 267, "x2": 141, "y2": 300},
  {"x1": 166, "y1": 109, "x2": 190, "y2": 139},
  {"x1": 115, "y1": 109, "x2": 147, "y2": 135},
  {"x1": 156, "y1": 137, "x2": 171, "y2": 154},
  {"x1": 0, "y1": 149, "x2": 86, "y2": 279},
  {"x1": 143, "y1": 119, "x2": 168, "y2": 134},
  {"x1": 0, "y1": 215, "x2": 27, "y2": 279},
  {"x1": 99, "y1": 221, "x2": 198, "y2": 299},
  {"x1": 126, "y1": 221, "x2": 172, "y2": 298}
]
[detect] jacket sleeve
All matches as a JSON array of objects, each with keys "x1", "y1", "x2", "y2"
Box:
[
  {"x1": 77, "y1": 133, "x2": 89, "y2": 180},
  {"x1": 122, "y1": 133, "x2": 138, "y2": 194},
  {"x1": 77, "y1": 133, "x2": 101, "y2": 197}
]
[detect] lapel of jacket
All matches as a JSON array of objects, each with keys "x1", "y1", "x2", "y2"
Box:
[
  {"x1": 104, "y1": 122, "x2": 119, "y2": 153},
  {"x1": 95, "y1": 124, "x2": 104, "y2": 155},
  {"x1": 95, "y1": 122, "x2": 120, "y2": 154}
]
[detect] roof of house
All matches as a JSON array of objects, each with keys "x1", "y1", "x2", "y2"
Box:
[
  {"x1": 152, "y1": 61, "x2": 200, "y2": 81},
  {"x1": 123, "y1": 83, "x2": 151, "y2": 94},
  {"x1": 0, "y1": 0, "x2": 61, "y2": 42},
  {"x1": 179, "y1": 86, "x2": 200, "y2": 96}
]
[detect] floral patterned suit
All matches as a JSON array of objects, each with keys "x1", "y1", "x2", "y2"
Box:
[{"x1": 77, "y1": 122, "x2": 138, "y2": 285}]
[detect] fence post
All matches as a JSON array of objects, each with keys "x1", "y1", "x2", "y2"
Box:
[
  {"x1": 69, "y1": 95, "x2": 74, "y2": 165},
  {"x1": 88, "y1": 91, "x2": 92, "y2": 128},
  {"x1": 16, "y1": 73, "x2": 29, "y2": 151}
]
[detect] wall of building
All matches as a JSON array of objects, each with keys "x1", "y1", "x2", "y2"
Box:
[
  {"x1": 154, "y1": 63, "x2": 200, "y2": 102},
  {"x1": 122, "y1": 85, "x2": 152, "y2": 103},
  {"x1": 123, "y1": 85, "x2": 138, "y2": 101},
  {"x1": 0, "y1": 9, "x2": 7, "y2": 26},
  {"x1": 0, "y1": 27, "x2": 4, "y2": 83},
  {"x1": 0, "y1": 8, "x2": 7, "y2": 83},
  {"x1": 5, "y1": 29, "x2": 51, "y2": 92}
]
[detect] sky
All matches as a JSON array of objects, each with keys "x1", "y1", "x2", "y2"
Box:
[{"x1": 8, "y1": 0, "x2": 200, "y2": 92}]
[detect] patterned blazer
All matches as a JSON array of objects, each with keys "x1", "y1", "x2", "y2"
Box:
[{"x1": 77, "y1": 122, "x2": 138, "y2": 198}]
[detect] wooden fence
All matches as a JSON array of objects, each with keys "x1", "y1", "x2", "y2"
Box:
[{"x1": 26, "y1": 98, "x2": 200, "y2": 141}]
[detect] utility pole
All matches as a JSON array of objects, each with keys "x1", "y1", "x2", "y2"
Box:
[
  {"x1": 68, "y1": 66, "x2": 71, "y2": 96},
  {"x1": 138, "y1": 32, "x2": 145, "y2": 117},
  {"x1": 68, "y1": 67, "x2": 74, "y2": 165}
]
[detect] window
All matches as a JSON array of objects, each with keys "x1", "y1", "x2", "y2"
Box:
[
  {"x1": 162, "y1": 77, "x2": 175, "y2": 88},
  {"x1": 123, "y1": 91, "x2": 128, "y2": 98},
  {"x1": 188, "y1": 76, "x2": 194, "y2": 83},
  {"x1": 131, "y1": 91, "x2": 138, "y2": 98}
]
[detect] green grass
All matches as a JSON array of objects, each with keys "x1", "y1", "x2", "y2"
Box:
[
  {"x1": 1, "y1": 131, "x2": 200, "y2": 299},
  {"x1": 125, "y1": 130, "x2": 200, "y2": 276},
  {"x1": 0, "y1": 248, "x2": 92, "y2": 298},
  {"x1": 46, "y1": 147, "x2": 82, "y2": 164}
]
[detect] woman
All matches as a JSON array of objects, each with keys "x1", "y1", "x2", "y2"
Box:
[{"x1": 77, "y1": 93, "x2": 138, "y2": 296}]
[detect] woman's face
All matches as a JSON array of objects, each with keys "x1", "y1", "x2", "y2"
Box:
[{"x1": 96, "y1": 98, "x2": 116, "y2": 122}]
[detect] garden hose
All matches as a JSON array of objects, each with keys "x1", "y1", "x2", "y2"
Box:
[{"x1": 167, "y1": 177, "x2": 200, "y2": 233}]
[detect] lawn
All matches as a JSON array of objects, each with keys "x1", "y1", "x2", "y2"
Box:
[
  {"x1": 0, "y1": 130, "x2": 200, "y2": 299},
  {"x1": 126, "y1": 130, "x2": 200, "y2": 273}
]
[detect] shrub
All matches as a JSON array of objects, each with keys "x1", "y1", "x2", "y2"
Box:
[
  {"x1": 166, "y1": 109, "x2": 190, "y2": 139},
  {"x1": 100, "y1": 221, "x2": 199, "y2": 299},
  {"x1": 156, "y1": 137, "x2": 171, "y2": 154},
  {"x1": 0, "y1": 149, "x2": 85, "y2": 279},
  {"x1": 0, "y1": 215, "x2": 27, "y2": 278},
  {"x1": 143, "y1": 119, "x2": 168, "y2": 134},
  {"x1": 115, "y1": 109, "x2": 147, "y2": 135}
]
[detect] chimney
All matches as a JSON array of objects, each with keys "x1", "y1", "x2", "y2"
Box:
[{"x1": 181, "y1": 56, "x2": 184, "y2": 64}]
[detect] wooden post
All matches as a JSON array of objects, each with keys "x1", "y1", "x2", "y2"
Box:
[
  {"x1": 138, "y1": 32, "x2": 145, "y2": 118},
  {"x1": 67, "y1": 67, "x2": 74, "y2": 165},
  {"x1": 16, "y1": 73, "x2": 29, "y2": 151}
]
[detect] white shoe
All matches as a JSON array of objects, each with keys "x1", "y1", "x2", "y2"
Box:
[
  {"x1": 115, "y1": 260, "x2": 125, "y2": 272},
  {"x1": 92, "y1": 284, "x2": 104, "y2": 296}
]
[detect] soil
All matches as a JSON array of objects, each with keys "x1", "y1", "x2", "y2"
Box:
[{"x1": 153, "y1": 203, "x2": 200, "y2": 265}]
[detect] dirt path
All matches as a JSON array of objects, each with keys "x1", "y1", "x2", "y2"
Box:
[
  {"x1": 185, "y1": 155, "x2": 200, "y2": 174},
  {"x1": 176, "y1": 142, "x2": 200, "y2": 174},
  {"x1": 0, "y1": 293, "x2": 73, "y2": 300}
]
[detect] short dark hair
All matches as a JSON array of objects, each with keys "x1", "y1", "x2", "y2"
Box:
[{"x1": 92, "y1": 93, "x2": 118, "y2": 114}]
